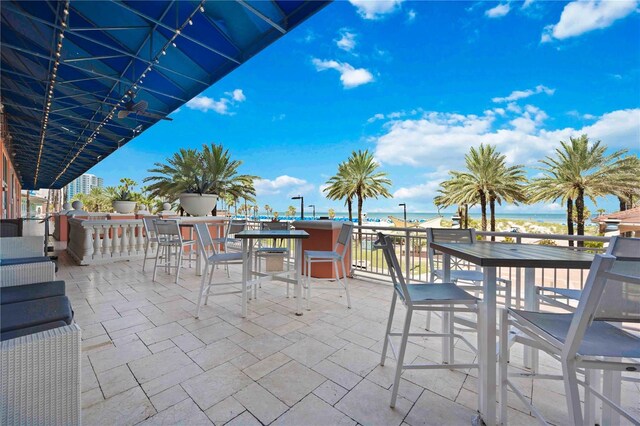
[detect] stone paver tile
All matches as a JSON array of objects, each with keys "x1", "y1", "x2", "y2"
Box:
[
  {"x1": 102, "y1": 311, "x2": 148, "y2": 333},
  {"x1": 88, "y1": 340, "x2": 151, "y2": 373},
  {"x1": 311, "y1": 359, "x2": 362, "y2": 390},
  {"x1": 150, "y1": 385, "x2": 190, "y2": 412},
  {"x1": 191, "y1": 321, "x2": 240, "y2": 344},
  {"x1": 335, "y1": 379, "x2": 412, "y2": 426},
  {"x1": 141, "y1": 363, "x2": 203, "y2": 397},
  {"x1": 171, "y1": 333, "x2": 205, "y2": 352},
  {"x1": 204, "y1": 396, "x2": 245, "y2": 426},
  {"x1": 188, "y1": 339, "x2": 246, "y2": 371},
  {"x1": 253, "y1": 312, "x2": 292, "y2": 329},
  {"x1": 258, "y1": 360, "x2": 325, "y2": 407},
  {"x1": 230, "y1": 351, "x2": 260, "y2": 370},
  {"x1": 148, "y1": 339, "x2": 176, "y2": 354},
  {"x1": 402, "y1": 357, "x2": 467, "y2": 401},
  {"x1": 139, "y1": 398, "x2": 212, "y2": 425},
  {"x1": 281, "y1": 337, "x2": 337, "y2": 367},
  {"x1": 182, "y1": 362, "x2": 253, "y2": 410},
  {"x1": 313, "y1": 380, "x2": 349, "y2": 405},
  {"x1": 405, "y1": 389, "x2": 476, "y2": 426},
  {"x1": 348, "y1": 319, "x2": 387, "y2": 341},
  {"x1": 273, "y1": 394, "x2": 355, "y2": 426},
  {"x1": 234, "y1": 382, "x2": 288, "y2": 424},
  {"x1": 95, "y1": 365, "x2": 138, "y2": 399},
  {"x1": 327, "y1": 343, "x2": 381, "y2": 377},
  {"x1": 242, "y1": 352, "x2": 291, "y2": 381},
  {"x1": 81, "y1": 323, "x2": 107, "y2": 340},
  {"x1": 137, "y1": 323, "x2": 188, "y2": 346},
  {"x1": 82, "y1": 335, "x2": 113, "y2": 353},
  {"x1": 82, "y1": 387, "x2": 155, "y2": 425},
  {"x1": 81, "y1": 361, "x2": 99, "y2": 393},
  {"x1": 108, "y1": 321, "x2": 156, "y2": 340},
  {"x1": 338, "y1": 329, "x2": 378, "y2": 349},
  {"x1": 237, "y1": 332, "x2": 294, "y2": 360},
  {"x1": 82, "y1": 387, "x2": 104, "y2": 409},
  {"x1": 225, "y1": 411, "x2": 260, "y2": 426},
  {"x1": 129, "y1": 347, "x2": 195, "y2": 384}
]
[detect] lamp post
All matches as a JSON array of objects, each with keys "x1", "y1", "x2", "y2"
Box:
[
  {"x1": 399, "y1": 203, "x2": 407, "y2": 227},
  {"x1": 292, "y1": 195, "x2": 304, "y2": 220},
  {"x1": 308, "y1": 204, "x2": 316, "y2": 219}
]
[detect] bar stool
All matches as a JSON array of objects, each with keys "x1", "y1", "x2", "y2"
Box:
[{"x1": 152, "y1": 219, "x2": 196, "y2": 284}]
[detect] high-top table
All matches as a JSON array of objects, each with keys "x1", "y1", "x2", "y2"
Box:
[
  {"x1": 236, "y1": 230, "x2": 309, "y2": 317},
  {"x1": 429, "y1": 242, "x2": 594, "y2": 426}
]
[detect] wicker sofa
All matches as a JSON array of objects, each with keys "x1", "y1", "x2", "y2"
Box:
[{"x1": 0, "y1": 262, "x2": 80, "y2": 425}]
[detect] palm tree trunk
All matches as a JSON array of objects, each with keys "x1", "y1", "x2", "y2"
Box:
[
  {"x1": 576, "y1": 189, "x2": 585, "y2": 247},
  {"x1": 479, "y1": 192, "x2": 487, "y2": 233},
  {"x1": 566, "y1": 198, "x2": 574, "y2": 247},
  {"x1": 489, "y1": 195, "x2": 496, "y2": 241},
  {"x1": 464, "y1": 204, "x2": 469, "y2": 229},
  {"x1": 357, "y1": 193, "x2": 363, "y2": 242},
  {"x1": 347, "y1": 198, "x2": 353, "y2": 222}
]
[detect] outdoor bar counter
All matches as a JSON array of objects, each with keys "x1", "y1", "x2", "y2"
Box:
[{"x1": 292, "y1": 220, "x2": 351, "y2": 279}]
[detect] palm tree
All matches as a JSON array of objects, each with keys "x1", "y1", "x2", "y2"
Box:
[
  {"x1": 286, "y1": 205, "x2": 296, "y2": 217},
  {"x1": 610, "y1": 155, "x2": 640, "y2": 211},
  {"x1": 529, "y1": 135, "x2": 634, "y2": 246},
  {"x1": 264, "y1": 204, "x2": 273, "y2": 217},
  {"x1": 324, "y1": 162, "x2": 355, "y2": 221},
  {"x1": 345, "y1": 150, "x2": 393, "y2": 228}
]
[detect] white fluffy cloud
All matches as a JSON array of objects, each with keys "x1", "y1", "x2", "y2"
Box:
[
  {"x1": 336, "y1": 30, "x2": 357, "y2": 52},
  {"x1": 186, "y1": 88, "x2": 246, "y2": 114},
  {"x1": 485, "y1": 3, "x2": 511, "y2": 18},
  {"x1": 348, "y1": 0, "x2": 404, "y2": 19},
  {"x1": 393, "y1": 168, "x2": 450, "y2": 199},
  {"x1": 373, "y1": 108, "x2": 639, "y2": 169},
  {"x1": 492, "y1": 85, "x2": 555, "y2": 103},
  {"x1": 255, "y1": 175, "x2": 314, "y2": 197},
  {"x1": 542, "y1": 0, "x2": 639, "y2": 42},
  {"x1": 312, "y1": 58, "x2": 374, "y2": 89}
]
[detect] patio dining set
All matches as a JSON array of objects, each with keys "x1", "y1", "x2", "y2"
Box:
[{"x1": 0, "y1": 217, "x2": 638, "y2": 426}]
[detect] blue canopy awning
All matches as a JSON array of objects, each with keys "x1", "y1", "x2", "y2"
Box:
[{"x1": 1, "y1": 0, "x2": 329, "y2": 189}]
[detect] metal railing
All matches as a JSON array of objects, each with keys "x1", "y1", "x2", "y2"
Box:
[{"x1": 349, "y1": 224, "x2": 610, "y2": 308}]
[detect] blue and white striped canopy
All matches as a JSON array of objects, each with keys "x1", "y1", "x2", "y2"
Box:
[{"x1": 1, "y1": 0, "x2": 329, "y2": 189}]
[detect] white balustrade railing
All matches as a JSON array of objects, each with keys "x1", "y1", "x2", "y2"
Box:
[{"x1": 67, "y1": 218, "x2": 154, "y2": 265}]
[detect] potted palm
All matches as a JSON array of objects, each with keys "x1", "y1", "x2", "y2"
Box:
[{"x1": 111, "y1": 178, "x2": 138, "y2": 214}]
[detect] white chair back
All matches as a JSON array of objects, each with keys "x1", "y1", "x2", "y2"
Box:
[
  {"x1": 374, "y1": 232, "x2": 412, "y2": 304},
  {"x1": 563, "y1": 237, "x2": 640, "y2": 359},
  {"x1": 194, "y1": 223, "x2": 215, "y2": 256},
  {"x1": 227, "y1": 220, "x2": 247, "y2": 236},
  {"x1": 261, "y1": 221, "x2": 289, "y2": 231},
  {"x1": 426, "y1": 228, "x2": 477, "y2": 273},
  {"x1": 154, "y1": 219, "x2": 182, "y2": 244},
  {"x1": 142, "y1": 216, "x2": 157, "y2": 239},
  {"x1": 334, "y1": 223, "x2": 354, "y2": 256}
]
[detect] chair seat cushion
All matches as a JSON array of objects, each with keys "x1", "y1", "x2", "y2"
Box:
[
  {"x1": 0, "y1": 320, "x2": 67, "y2": 342},
  {"x1": 0, "y1": 256, "x2": 51, "y2": 266},
  {"x1": 305, "y1": 250, "x2": 341, "y2": 259},
  {"x1": 256, "y1": 248, "x2": 288, "y2": 254},
  {"x1": 1, "y1": 280, "x2": 65, "y2": 305},
  {"x1": 1, "y1": 296, "x2": 73, "y2": 333},
  {"x1": 510, "y1": 310, "x2": 640, "y2": 358},
  {"x1": 398, "y1": 283, "x2": 478, "y2": 303},
  {"x1": 434, "y1": 269, "x2": 510, "y2": 284},
  {"x1": 538, "y1": 287, "x2": 582, "y2": 300}
]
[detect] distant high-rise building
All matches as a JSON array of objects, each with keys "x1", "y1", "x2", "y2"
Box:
[{"x1": 65, "y1": 173, "x2": 104, "y2": 201}]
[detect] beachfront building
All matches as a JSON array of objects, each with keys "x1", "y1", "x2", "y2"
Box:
[
  {"x1": 64, "y1": 173, "x2": 104, "y2": 202},
  {"x1": 594, "y1": 206, "x2": 640, "y2": 237}
]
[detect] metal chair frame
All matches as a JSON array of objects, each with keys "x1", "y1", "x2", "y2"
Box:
[
  {"x1": 141, "y1": 216, "x2": 158, "y2": 272},
  {"x1": 253, "y1": 221, "x2": 292, "y2": 299},
  {"x1": 152, "y1": 219, "x2": 195, "y2": 284}
]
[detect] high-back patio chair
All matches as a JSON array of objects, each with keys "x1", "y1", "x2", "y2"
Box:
[
  {"x1": 425, "y1": 228, "x2": 511, "y2": 329},
  {"x1": 499, "y1": 236, "x2": 640, "y2": 425},
  {"x1": 375, "y1": 232, "x2": 478, "y2": 408},
  {"x1": 192, "y1": 223, "x2": 245, "y2": 318},
  {"x1": 141, "y1": 216, "x2": 158, "y2": 272},
  {"x1": 303, "y1": 222, "x2": 353, "y2": 310},
  {"x1": 152, "y1": 219, "x2": 195, "y2": 284},
  {"x1": 252, "y1": 221, "x2": 292, "y2": 298}
]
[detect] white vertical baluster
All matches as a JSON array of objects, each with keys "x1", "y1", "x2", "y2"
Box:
[
  {"x1": 136, "y1": 223, "x2": 144, "y2": 254},
  {"x1": 112, "y1": 223, "x2": 120, "y2": 257},
  {"x1": 93, "y1": 225, "x2": 101, "y2": 259},
  {"x1": 128, "y1": 223, "x2": 137, "y2": 255},
  {"x1": 102, "y1": 224, "x2": 112, "y2": 258},
  {"x1": 121, "y1": 223, "x2": 128, "y2": 255},
  {"x1": 83, "y1": 222, "x2": 94, "y2": 261}
]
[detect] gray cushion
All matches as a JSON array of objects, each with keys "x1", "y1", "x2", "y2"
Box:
[
  {"x1": 1, "y1": 280, "x2": 66, "y2": 305},
  {"x1": 1, "y1": 296, "x2": 73, "y2": 333},
  {"x1": 539, "y1": 287, "x2": 582, "y2": 300},
  {"x1": 396, "y1": 283, "x2": 478, "y2": 303},
  {"x1": 510, "y1": 310, "x2": 640, "y2": 358},
  {"x1": 0, "y1": 320, "x2": 67, "y2": 342},
  {"x1": 0, "y1": 256, "x2": 51, "y2": 266}
]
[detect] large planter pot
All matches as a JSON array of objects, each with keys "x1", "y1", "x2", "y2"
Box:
[
  {"x1": 179, "y1": 193, "x2": 218, "y2": 216},
  {"x1": 112, "y1": 201, "x2": 136, "y2": 214}
]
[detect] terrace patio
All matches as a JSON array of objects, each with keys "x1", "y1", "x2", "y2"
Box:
[{"x1": 50, "y1": 242, "x2": 638, "y2": 425}]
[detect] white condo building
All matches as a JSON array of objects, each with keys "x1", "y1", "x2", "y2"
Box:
[{"x1": 65, "y1": 173, "x2": 104, "y2": 201}]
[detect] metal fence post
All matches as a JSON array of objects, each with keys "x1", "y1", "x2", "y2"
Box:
[{"x1": 405, "y1": 230, "x2": 411, "y2": 283}]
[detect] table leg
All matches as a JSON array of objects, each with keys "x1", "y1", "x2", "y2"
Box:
[
  {"x1": 241, "y1": 238, "x2": 248, "y2": 318},
  {"x1": 478, "y1": 266, "x2": 497, "y2": 426},
  {"x1": 194, "y1": 227, "x2": 203, "y2": 276},
  {"x1": 523, "y1": 268, "x2": 538, "y2": 372},
  {"x1": 295, "y1": 239, "x2": 303, "y2": 316},
  {"x1": 602, "y1": 364, "x2": 622, "y2": 425},
  {"x1": 442, "y1": 253, "x2": 452, "y2": 364}
]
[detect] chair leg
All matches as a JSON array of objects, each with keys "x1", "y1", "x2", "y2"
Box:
[
  {"x1": 380, "y1": 292, "x2": 397, "y2": 366},
  {"x1": 562, "y1": 358, "x2": 584, "y2": 426},
  {"x1": 498, "y1": 309, "x2": 509, "y2": 425},
  {"x1": 152, "y1": 244, "x2": 162, "y2": 282},
  {"x1": 175, "y1": 247, "x2": 183, "y2": 284},
  {"x1": 196, "y1": 263, "x2": 208, "y2": 318},
  {"x1": 341, "y1": 257, "x2": 352, "y2": 308},
  {"x1": 204, "y1": 262, "x2": 215, "y2": 306},
  {"x1": 390, "y1": 306, "x2": 413, "y2": 408},
  {"x1": 143, "y1": 240, "x2": 149, "y2": 272},
  {"x1": 584, "y1": 369, "x2": 599, "y2": 426},
  {"x1": 333, "y1": 260, "x2": 343, "y2": 299},
  {"x1": 306, "y1": 259, "x2": 312, "y2": 311}
]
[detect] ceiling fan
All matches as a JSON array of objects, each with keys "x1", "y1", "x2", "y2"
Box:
[{"x1": 117, "y1": 99, "x2": 172, "y2": 121}]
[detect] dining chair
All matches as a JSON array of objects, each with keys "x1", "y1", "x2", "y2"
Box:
[
  {"x1": 253, "y1": 221, "x2": 291, "y2": 298},
  {"x1": 375, "y1": 232, "x2": 479, "y2": 408},
  {"x1": 499, "y1": 236, "x2": 640, "y2": 425},
  {"x1": 212, "y1": 219, "x2": 247, "y2": 277},
  {"x1": 303, "y1": 222, "x2": 353, "y2": 310},
  {"x1": 193, "y1": 223, "x2": 245, "y2": 318},
  {"x1": 152, "y1": 219, "x2": 195, "y2": 284},
  {"x1": 141, "y1": 216, "x2": 158, "y2": 272},
  {"x1": 425, "y1": 228, "x2": 511, "y2": 329}
]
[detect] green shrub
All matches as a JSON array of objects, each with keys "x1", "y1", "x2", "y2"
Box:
[{"x1": 537, "y1": 239, "x2": 557, "y2": 246}]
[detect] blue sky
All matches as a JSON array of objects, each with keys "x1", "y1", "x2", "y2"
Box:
[{"x1": 90, "y1": 0, "x2": 640, "y2": 215}]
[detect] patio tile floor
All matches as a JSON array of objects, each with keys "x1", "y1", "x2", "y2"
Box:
[{"x1": 53, "y1": 251, "x2": 639, "y2": 425}]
